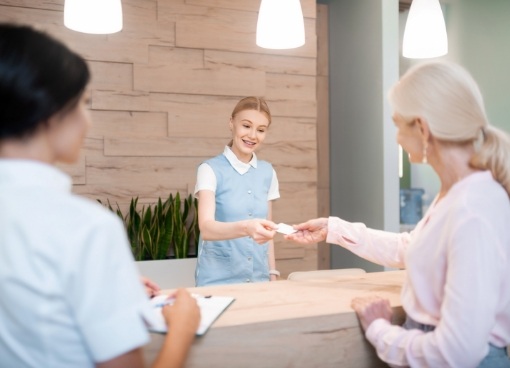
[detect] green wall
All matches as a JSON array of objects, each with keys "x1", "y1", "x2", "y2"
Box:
[
  {"x1": 448, "y1": 0, "x2": 510, "y2": 132},
  {"x1": 325, "y1": 0, "x2": 399, "y2": 272},
  {"x1": 401, "y1": 0, "x2": 510, "y2": 199}
]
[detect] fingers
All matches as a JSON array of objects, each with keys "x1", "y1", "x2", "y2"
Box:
[
  {"x1": 282, "y1": 218, "x2": 328, "y2": 244},
  {"x1": 292, "y1": 221, "x2": 313, "y2": 230},
  {"x1": 293, "y1": 218, "x2": 328, "y2": 231},
  {"x1": 162, "y1": 289, "x2": 201, "y2": 333},
  {"x1": 248, "y1": 219, "x2": 277, "y2": 243},
  {"x1": 350, "y1": 296, "x2": 393, "y2": 331},
  {"x1": 260, "y1": 219, "x2": 278, "y2": 230},
  {"x1": 284, "y1": 229, "x2": 326, "y2": 244},
  {"x1": 141, "y1": 276, "x2": 161, "y2": 298}
]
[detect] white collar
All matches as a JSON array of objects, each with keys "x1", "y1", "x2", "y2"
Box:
[{"x1": 223, "y1": 146, "x2": 257, "y2": 175}]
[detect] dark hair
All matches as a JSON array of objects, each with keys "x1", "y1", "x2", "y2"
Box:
[{"x1": 0, "y1": 24, "x2": 90, "y2": 139}]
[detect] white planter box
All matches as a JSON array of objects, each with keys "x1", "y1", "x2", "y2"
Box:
[{"x1": 136, "y1": 258, "x2": 197, "y2": 289}]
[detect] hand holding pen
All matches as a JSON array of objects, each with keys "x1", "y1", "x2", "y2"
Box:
[
  {"x1": 161, "y1": 289, "x2": 200, "y2": 337},
  {"x1": 151, "y1": 289, "x2": 200, "y2": 367}
]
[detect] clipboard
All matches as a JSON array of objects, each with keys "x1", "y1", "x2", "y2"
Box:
[{"x1": 147, "y1": 294, "x2": 235, "y2": 336}]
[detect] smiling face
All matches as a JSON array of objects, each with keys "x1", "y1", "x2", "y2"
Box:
[{"x1": 229, "y1": 109, "x2": 270, "y2": 163}]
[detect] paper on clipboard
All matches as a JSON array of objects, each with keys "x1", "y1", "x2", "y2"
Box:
[{"x1": 147, "y1": 294, "x2": 235, "y2": 336}]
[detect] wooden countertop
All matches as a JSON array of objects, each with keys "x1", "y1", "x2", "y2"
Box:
[{"x1": 144, "y1": 270, "x2": 406, "y2": 368}]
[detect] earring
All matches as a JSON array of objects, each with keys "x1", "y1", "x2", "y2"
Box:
[{"x1": 422, "y1": 143, "x2": 428, "y2": 164}]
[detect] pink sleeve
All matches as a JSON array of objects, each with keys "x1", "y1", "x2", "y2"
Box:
[
  {"x1": 326, "y1": 216, "x2": 409, "y2": 269},
  {"x1": 366, "y1": 319, "x2": 428, "y2": 368}
]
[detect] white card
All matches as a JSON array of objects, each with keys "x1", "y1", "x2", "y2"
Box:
[{"x1": 276, "y1": 223, "x2": 297, "y2": 235}]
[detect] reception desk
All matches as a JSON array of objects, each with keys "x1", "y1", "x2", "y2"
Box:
[{"x1": 144, "y1": 270, "x2": 406, "y2": 367}]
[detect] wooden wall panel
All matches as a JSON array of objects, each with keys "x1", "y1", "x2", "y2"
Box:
[
  {"x1": 91, "y1": 91, "x2": 151, "y2": 111},
  {"x1": 266, "y1": 73, "x2": 316, "y2": 101},
  {"x1": 205, "y1": 50, "x2": 316, "y2": 76},
  {"x1": 88, "y1": 61, "x2": 133, "y2": 91},
  {"x1": 134, "y1": 64, "x2": 266, "y2": 96},
  {"x1": 104, "y1": 137, "x2": 223, "y2": 157},
  {"x1": 1, "y1": 0, "x2": 320, "y2": 278},
  {"x1": 175, "y1": 16, "x2": 316, "y2": 58},
  {"x1": 0, "y1": 0, "x2": 62, "y2": 11},
  {"x1": 88, "y1": 111, "x2": 168, "y2": 139},
  {"x1": 272, "y1": 182, "x2": 317, "y2": 223},
  {"x1": 185, "y1": 0, "x2": 317, "y2": 19}
]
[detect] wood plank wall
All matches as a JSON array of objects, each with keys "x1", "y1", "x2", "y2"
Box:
[{"x1": 0, "y1": 0, "x2": 319, "y2": 278}]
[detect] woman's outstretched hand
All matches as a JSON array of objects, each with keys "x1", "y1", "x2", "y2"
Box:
[{"x1": 284, "y1": 217, "x2": 329, "y2": 244}]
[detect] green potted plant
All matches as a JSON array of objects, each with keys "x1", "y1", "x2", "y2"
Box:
[{"x1": 99, "y1": 192, "x2": 199, "y2": 288}]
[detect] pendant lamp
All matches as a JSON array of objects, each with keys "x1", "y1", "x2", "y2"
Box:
[
  {"x1": 403, "y1": 0, "x2": 447, "y2": 59},
  {"x1": 256, "y1": 0, "x2": 305, "y2": 49},
  {"x1": 64, "y1": 0, "x2": 123, "y2": 34}
]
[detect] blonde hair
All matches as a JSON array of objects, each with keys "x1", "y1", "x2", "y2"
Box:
[
  {"x1": 388, "y1": 61, "x2": 510, "y2": 196},
  {"x1": 231, "y1": 96, "x2": 272, "y2": 124},
  {"x1": 228, "y1": 96, "x2": 272, "y2": 146}
]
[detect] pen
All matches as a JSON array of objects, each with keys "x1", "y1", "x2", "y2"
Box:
[
  {"x1": 154, "y1": 297, "x2": 176, "y2": 308},
  {"x1": 153, "y1": 293, "x2": 213, "y2": 308}
]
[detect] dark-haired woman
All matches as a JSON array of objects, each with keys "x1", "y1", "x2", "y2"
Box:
[{"x1": 0, "y1": 24, "x2": 199, "y2": 368}]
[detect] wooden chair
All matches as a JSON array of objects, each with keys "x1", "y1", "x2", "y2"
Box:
[{"x1": 287, "y1": 268, "x2": 366, "y2": 281}]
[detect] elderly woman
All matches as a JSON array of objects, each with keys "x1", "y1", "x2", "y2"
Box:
[{"x1": 287, "y1": 61, "x2": 510, "y2": 367}]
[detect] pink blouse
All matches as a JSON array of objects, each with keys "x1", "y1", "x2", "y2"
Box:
[{"x1": 327, "y1": 171, "x2": 510, "y2": 367}]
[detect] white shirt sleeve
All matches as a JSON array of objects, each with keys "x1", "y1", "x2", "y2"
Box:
[
  {"x1": 194, "y1": 163, "x2": 217, "y2": 197},
  {"x1": 64, "y1": 214, "x2": 151, "y2": 362},
  {"x1": 268, "y1": 169, "x2": 280, "y2": 201}
]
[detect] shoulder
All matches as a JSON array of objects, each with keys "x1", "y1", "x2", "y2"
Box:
[
  {"x1": 450, "y1": 172, "x2": 510, "y2": 230},
  {"x1": 257, "y1": 160, "x2": 275, "y2": 179},
  {"x1": 63, "y1": 194, "x2": 125, "y2": 233},
  {"x1": 205, "y1": 154, "x2": 227, "y2": 167},
  {"x1": 257, "y1": 159, "x2": 274, "y2": 173}
]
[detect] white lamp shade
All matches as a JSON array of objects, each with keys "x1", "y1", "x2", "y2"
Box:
[
  {"x1": 403, "y1": 0, "x2": 447, "y2": 59},
  {"x1": 64, "y1": 0, "x2": 123, "y2": 34},
  {"x1": 256, "y1": 0, "x2": 305, "y2": 49}
]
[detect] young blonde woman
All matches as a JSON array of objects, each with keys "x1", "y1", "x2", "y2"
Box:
[
  {"x1": 194, "y1": 96, "x2": 279, "y2": 286},
  {"x1": 287, "y1": 61, "x2": 510, "y2": 367}
]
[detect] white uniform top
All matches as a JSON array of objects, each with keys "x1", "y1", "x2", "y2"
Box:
[
  {"x1": 0, "y1": 160, "x2": 154, "y2": 367},
  {"x1": 326, "y1": 171, "x2": 510, "y2": 367},
  {"x1": 194, "y1": 146, "x2": 280, "y2": 200}
]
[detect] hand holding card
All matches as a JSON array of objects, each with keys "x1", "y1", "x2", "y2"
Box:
[{"x1": 276, "y1": 223, "x2": 297, "y2": 235}]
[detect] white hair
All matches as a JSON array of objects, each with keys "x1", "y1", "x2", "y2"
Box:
[{"x1": 389, "y1": 61, "x2": 510, "y2": 196}]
